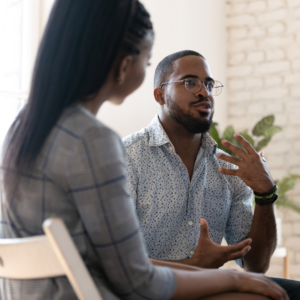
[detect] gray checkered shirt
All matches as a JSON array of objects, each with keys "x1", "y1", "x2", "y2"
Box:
[{"x1": 0, "y1": 105, "x2": 176, "y2": 300}]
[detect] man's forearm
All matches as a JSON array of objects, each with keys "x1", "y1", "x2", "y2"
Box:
[
  {"x1": 243, "y1": 204, "x2": 277, "y2": 273},
  {"x1": 151, "y1": 259, "x2": 202, "y2": 271}
]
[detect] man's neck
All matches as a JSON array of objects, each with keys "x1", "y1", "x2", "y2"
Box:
[{"x1": 158, "y1": 115, "x2": 202, "y2": 180}]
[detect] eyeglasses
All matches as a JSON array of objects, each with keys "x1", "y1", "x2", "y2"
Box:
[{"x1": 160, "y1": 78, "x2": 224, "y2": 96}]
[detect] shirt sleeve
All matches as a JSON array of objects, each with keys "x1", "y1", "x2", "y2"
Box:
[
  {"x1": 65, "y1": 125, "x2": 176, "y2": 300},
  {"x1": 224, "y1": 163, "x2": 254, "y2": 268}
]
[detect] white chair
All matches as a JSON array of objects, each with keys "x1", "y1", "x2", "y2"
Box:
[{"x1": 0, "y1": 218, "x2": 103, "y2": 300}]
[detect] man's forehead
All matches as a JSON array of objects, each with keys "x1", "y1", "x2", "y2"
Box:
[{"x1": 171, "y1": 55, "x2": 212, "y2": 79}]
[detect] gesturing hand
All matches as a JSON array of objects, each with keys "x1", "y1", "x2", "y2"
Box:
[
  {"x1": 191, "y1": 219, "x2": 251, "y2": 268},
  {"x1": 217, "y1": 133, "x2": 275, "y2": 194}
]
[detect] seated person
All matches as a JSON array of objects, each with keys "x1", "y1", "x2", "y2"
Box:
[
  {"x1": 123, "y1": 50, "x2": 300, "y2": 299},
  {"x1": 0, "y1": 2, "x2": 286, "y2": 300}
]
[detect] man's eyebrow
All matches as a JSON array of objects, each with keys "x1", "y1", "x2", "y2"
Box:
[{"x1": 180, "y1": 74, "x2": 215, "y2": 83}]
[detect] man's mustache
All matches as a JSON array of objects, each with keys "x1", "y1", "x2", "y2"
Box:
[{"x1": 191, "y1": 96, "x2": 214, "y2": 109}]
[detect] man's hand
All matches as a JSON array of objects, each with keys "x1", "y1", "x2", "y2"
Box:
[
  {"x1": 191, "y1": 219, "x2": 252, "y2": 268},
  {"x1": 217, "y1": 133, "x2": 274, "y2": 194}
]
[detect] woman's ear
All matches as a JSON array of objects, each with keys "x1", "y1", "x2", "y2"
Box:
[
  {"x1": 116, "y1": 55, "x2": 133, "y2": 85},
  {"x1": 154, "y1": 88, "x2": 165, "y2": 105}
]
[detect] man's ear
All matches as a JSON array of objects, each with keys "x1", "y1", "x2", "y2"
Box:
[
  {"x1": 116, "y1": 55, "x2": 133, "y2": 85},
  {"x1": 154, "y1": 88, "x2": 165, "y2": 105}
]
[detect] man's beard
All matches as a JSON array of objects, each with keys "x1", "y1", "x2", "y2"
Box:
[{"x1": 166, "y1": 94, "x2": 214, "y2": 134}]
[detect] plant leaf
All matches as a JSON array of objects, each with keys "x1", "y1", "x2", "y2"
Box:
[
  {"x1": 222, "y1": 125, "x2": 235, "y2": 142},
  {"x1": 252, "y1": 115, "x2": 274, "y2": 136},
  {"x1": 209, "y1": 122, "x2": 221, "y2": 144},
  {"x1": 262, "y1": 126, "x2": 282, "y2": 140},
  {"x1": 255, "y1": 138, "x2": 270, "y2": 152},
  {"x1": 239, "y1": 130, "x2": 255, "y2": 147}
]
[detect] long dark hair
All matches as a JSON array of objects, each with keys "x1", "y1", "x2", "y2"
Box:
[{"x1": 2, "y1": 0, "x2": 152, "y2": 176}]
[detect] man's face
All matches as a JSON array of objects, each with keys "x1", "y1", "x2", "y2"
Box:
[{"x1": 162, "y1": 55, "x2": 215, "y2": 134}]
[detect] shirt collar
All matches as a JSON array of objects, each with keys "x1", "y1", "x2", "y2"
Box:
[{"x1": 148, "y1": 115, "x2": 218, "y2": 155}]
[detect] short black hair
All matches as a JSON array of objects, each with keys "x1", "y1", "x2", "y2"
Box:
[{"x1": 154, "y1": 50, "x2": 205, "y2": 88}]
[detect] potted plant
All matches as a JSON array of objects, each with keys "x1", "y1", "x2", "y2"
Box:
[{"x1": 209, "y1": 115, "x2": 300, "y2": 246}]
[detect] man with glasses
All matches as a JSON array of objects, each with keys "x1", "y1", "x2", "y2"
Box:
[{"x1": 123, "y1": 50, "x2": 300, "y2": 298}]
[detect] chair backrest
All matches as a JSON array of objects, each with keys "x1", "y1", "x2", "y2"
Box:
[{"x1": 0, "y1": 218, "x2": 103, "y2": 300}]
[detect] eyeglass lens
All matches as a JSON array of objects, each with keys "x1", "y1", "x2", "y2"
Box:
[{"x1": 184, "y1": 78, "x2": 222, "y2": 96}]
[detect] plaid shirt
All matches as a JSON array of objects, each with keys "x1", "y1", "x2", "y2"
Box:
[
  {"x1": 0, "y1": 105, "x2": 176, "y2": 300},
  {"x1": 123, "y1": 116, "x2": 253, "y2": 268}
]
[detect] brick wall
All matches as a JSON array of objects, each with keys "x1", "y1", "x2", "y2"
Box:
[{"x1": 221, "y1": 0, "x2": 300, "y2": 279}]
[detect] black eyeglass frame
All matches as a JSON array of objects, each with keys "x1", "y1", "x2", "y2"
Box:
[{"x1": 160, "y1": 78, "x2": 224, "y2": 96}]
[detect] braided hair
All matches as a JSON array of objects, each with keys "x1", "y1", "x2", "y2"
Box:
[{"x1": 122, "y1": 1, "x2": 153, "y2": 55}]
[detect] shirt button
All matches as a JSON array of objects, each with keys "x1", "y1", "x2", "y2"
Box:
[
  {"x1": 188, "y1": 221, "x2": 193, "y2": 226},
  {"x1": 190, "y1": 250, "x2": 194, "y2": 255}
]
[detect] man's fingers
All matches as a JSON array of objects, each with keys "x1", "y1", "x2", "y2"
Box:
[
  {"x1": 199, "y1": 219, "x2": 210, "y2": 239},
  {"x1": 217, "y1": 153, "x2": 242, "y2": 167},
  {"x1": 221, "y1": 139, "x2": 247, "y2": 159},
  {"x1": 234, "y1": 133, "x2": 256, "y2": 155},
  {"x1": 227, "y1": 246, "x2": 251, "y2": 261},
  {"x1": 223, "y1": 238, "x2": 252, "y2": 254},
  {"x1": 218, "y1": 167, "x2": 239, "y2": 176}
]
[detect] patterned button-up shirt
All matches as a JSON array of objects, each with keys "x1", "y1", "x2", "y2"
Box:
[
  {"x1": 123, "y1": 115, "x2": 253, "y2": 267},
  {"x1": 0, "y1": 106, "x2": 176, "y2": 300}
]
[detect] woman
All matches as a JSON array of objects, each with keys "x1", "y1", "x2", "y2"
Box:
[{"x1": 0, "y1": 1, "x2": 288, "y2": 299}]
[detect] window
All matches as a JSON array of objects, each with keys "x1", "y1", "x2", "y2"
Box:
[{"x1": 0, "y1": 0, "x2": 53, "y2": 149}]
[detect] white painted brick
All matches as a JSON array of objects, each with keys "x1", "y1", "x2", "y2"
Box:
[
  {"x1": 229, "y1": 53, "x2": 246, "y2": 65},
  {"x1": 227, "y1": 14, "x2": 256, "y2": 27},
  {"x1": 265, "y1": 142, "x2": 290, "y2": 154},
  {"x1": 287, "y1": 153, "x2": 300, "y2": 168},
  {"x1": 247, "y1": 1, "x2": 267, "y2": 13},
  {"x1": 228, "y1": 3, "x2": 248, "y2": 16},
  {"x1": 294, "y1": 141, "x2": 300, "y2": 152},
  {"x1": 230, "y1": 91, "x2": 252, "y2": 103},
  {"x1": 296, "y1": 33, "x2": 300, "y2": 43},
  {"x1": 285, "y1": 127, "x2": 300, "y2": 140},
  {"x1": 287, "y1": 19, "x2": 300, "y2": 34},
  {"x1": 249, "y1": 26, "x2": 266, "y2": 38},
  {"x1": 257, "y1": 9, "x2": 288, "y2": 23},
  {"x1": 230, "y1": 39, "x2": 256, "y2": 52},
  {"x1": 290, "y1": 116, "x2": 300, "y2": 126},
  {"x1": 295, "y1": 6, "x2": 300, "y2": 17},
  {"x1": 247, "y1": 51, "x2": 264, "y2": 63},
  {"x1": 264, "y1": 75, "x2": 282, "y2": 86},
  {"x1": 245, "y1": 77, "x2": 263, "y2": 88},
  {"x1": 272, "y1": 114, "x2": 288, "y2": 127},
  {"x1": 267, "y1": 22, "x2": 285, "y2": 35},
  {"x1": 285, "y1": 237, "x2": 300, "y2": 249},
  {"x1": 267, "y1": 0, "x2": 286, "y2": 10},
  {"x1": 292, "y1": 58, "x2": 300, "y2": 71},
  {"x1": 256, "y1": 60, "x2": 290, "y2": 74},
  {"x1": 287, "y1": 0, "x2": 300, "y2": 8},
  {"x1": 265, "y1": 101, "x2": 284, "y2": 113},
  {"x1": 296, "y1": 253, "x2": 300, "y2": 263},
  {"x1": 228, "y1": 65, "x2": 253, "y2": 77},
  {"x1": 266, "y1": 49, "x2": 285, "y2": 61},
  {"x1": 255, "y1": 87, "x2": 288, "y2": 100},
  {"x1": 291, "y1": 87, "x2": 300, "y2": 97},
  {"x1": 229, "y1": 28, "x2": 248, "y2": 40},
  {"x1": 286, "y1": 101, "x2": 300, "y2": 114},
  {"x1": 293, "y1": 223, "x2": 300, "y2": 235},
  {"x1": 228, "y1": 79, "x2": 245, "y2": 91},
  {"x1": 248, "y1": 102, "x2": 264, "y2": 114},
  {"x1": 284, "y1": 73, "x2": 300, "y2": 84},
  {"x1": 228, "y1": 105, "x2": 247, "y2": 117},
  {"x1": 270, "y1": 169, "x2": 288, "y2": 180},
  {"x1": 259, "y1": 36, "x2": 293, "y2": 48},
  {"x1": 266, "y1": 154, "x2": 284, "y2": 167},
  {"x1": 290, "y1": 264, "x2": 300, "y2": 276},
  {"x1": 282, "y1": 223, "x2": 293, "y2": 235},
  {"x1": 287, "y1": 45, "x2": 300, "y2": 59}
]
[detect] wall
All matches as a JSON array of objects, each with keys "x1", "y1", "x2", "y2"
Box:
[
  {"x1": 98, "y1": 0, "x2": 228, "y2": 138},
  {"x1": 223, "y1": 0, "x2": 300, "y2": 280}
]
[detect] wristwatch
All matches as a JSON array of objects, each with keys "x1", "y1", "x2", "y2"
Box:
[
  {"x1": 254, "y1": 185, "x2": 278, "y2": 206},
  {"x1": 255, "y1": 193, "x2": 278, "y2": 206}
]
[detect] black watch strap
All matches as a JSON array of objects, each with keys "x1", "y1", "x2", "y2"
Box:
[{"x1": 255, "y1": 193, "x2": 278, "y2": 206}]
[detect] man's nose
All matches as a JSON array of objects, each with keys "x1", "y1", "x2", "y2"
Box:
[{"x1": 195, "y1": 83, "x2": 209, "y2": 98}]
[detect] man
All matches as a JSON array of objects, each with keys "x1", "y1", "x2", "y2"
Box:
[{"x1": 123, "y1": 50, "x2": 300, "y2": 298}]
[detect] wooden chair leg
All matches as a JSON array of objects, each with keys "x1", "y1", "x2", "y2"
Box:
[{"x1": 284, "y1": 248, "x2": 289, "y2": 279}]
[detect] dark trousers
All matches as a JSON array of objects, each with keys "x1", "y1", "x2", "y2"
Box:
[{"x1": 270, "y1": 277, "x2": 300, "y2": 300}]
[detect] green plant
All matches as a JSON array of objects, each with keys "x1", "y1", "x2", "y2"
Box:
[{"x1": 209, "y1": 115, "x2": 300, "y2": 214}]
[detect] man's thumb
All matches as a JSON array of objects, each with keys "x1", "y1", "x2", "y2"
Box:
[{"x1": 200, "y1": 219, "x2": 209, "y2": 238}]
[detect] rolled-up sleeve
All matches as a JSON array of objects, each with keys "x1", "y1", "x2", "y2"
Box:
[{"x1": 65, "y1": 125, "x2": 176, "y2": 300}]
